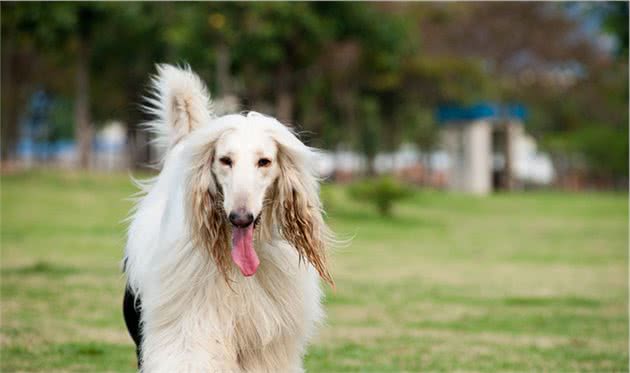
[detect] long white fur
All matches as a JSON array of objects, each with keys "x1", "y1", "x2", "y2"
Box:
[
  {"x1": 124, "y1": 65, "x2": 325, "y2": 372},
  {"x1": 142, "y1": 64, "x2": 214, "y2": 150}
]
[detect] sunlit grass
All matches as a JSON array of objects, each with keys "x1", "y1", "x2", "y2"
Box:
[{"x1": 1, "y1": 171, "x2": 627, "y2": 372}]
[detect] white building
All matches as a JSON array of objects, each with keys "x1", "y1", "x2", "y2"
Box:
[{"x1": 439, "y1": 103, "x2": 554, "y2": 195}]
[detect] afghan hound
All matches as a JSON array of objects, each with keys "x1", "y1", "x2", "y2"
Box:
[{"x1": 123, "y1": 64, "x2": 334, "y2": 373}]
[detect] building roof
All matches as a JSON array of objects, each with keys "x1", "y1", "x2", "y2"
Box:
[{"x1": 436, "y1": 102, "x2": 527, "y2": 125}]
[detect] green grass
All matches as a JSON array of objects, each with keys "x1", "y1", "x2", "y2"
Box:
[{"x1": 1, "y1": 171, "x2": 628, "y2": 372}]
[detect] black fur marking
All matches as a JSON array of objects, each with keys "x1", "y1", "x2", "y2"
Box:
[{"x1": 123, "y1": 286, "x2": 143, "y2": 369}]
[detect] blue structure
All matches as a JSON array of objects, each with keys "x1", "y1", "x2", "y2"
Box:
[
  {"x1": 17, "y1": 91, "x2": 128, "y2": 166},
  {"x1": 17, "y1": 90, "x2": 56, "y2": 161},
  {"x1": 436, "y1": 102, "x2": 527, "y2": 125}
]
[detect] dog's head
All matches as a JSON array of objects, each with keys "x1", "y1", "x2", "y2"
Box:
[{"x1": 147, "y1": 65, "x2": 332, "y2": 285}]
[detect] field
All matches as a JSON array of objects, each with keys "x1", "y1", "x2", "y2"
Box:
[{"x1": 1, "y1": 171, "x2": 628, "y2": 372}]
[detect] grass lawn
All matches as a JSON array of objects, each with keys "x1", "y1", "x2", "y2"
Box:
[{"x1": 1, "y1": 171, "x2": 628, "y2": 372}]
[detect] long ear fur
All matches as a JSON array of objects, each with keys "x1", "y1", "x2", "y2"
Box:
[
  {"x1": 265, "y1": 126, "x2": 334, "y2": 286},
  {"x1": 143, "y1": 64, "x2": 213, "y2": 149},
  {"x1": 187, "y1": 142, "x2": 232, "y2": 282}
]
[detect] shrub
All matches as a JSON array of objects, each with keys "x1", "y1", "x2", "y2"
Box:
[{"x1": 348, "y1": 176, "x2": 414, "y2": 217}]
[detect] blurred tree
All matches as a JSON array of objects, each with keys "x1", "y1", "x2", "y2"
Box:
[
  {"x1": 318, "y1": 3, "x2": 413, "y2": 160},
  {"x1": 410, "y1": 3, "x2": 604, "y2": 75},
  {"x1": 2, "y1": 2, "x2": 625, "y2": 186},
  {"x1": 602, "y1": 1, "x2": 628, "y2": 58},
  {"x1": 1, "y1": 3, "x2": 35, "y2": 160},
  {"x1": 403, "y1": 2, "x2": 628, "y2": 184},
  {"x1": 1, "y1": 3, "x2": 173, "y2": 166},
  {"x1": 2, "y1": 3, "x2": 112, "y2": 168},
  {"x1": 358, "y1": 96, "x2": 381, "y2": 176},
  {"x1": 234, "y1": 3, "x2": 334, "y2": 122},
  {"x1": 73, "y1": 6, "x2": 97, "y2": 169},
  {"x1": 398, "y1": 105, "x2": 438, "y2": 185}
]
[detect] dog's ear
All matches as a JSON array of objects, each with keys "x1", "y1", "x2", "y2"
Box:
[
  {"x1": 266, "y1": 125, "x2": 334, "y2": 286},
  {"x1": 144, "y1": 64, "x2": 213, "y2": 149},
  {"x1": 187, "y1": 141, "x2": 232, "y2": 282}
]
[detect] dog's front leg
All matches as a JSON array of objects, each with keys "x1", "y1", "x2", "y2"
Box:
[
  {"x1": 139, "y1": 304, "x2": 241, "y2": 373},
  {"x1": 239, "y1": 334, "x2": 306, "y2": 373},
  {"x1": 139, "y1": 325, "x2": 241, "y2": 372}
]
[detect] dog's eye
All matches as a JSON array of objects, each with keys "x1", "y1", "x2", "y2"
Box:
[
  {"x1": 257, "y1": 158, "x2": 271, "y2": 168},
  {"x1": 219, "y1": 157, "x2": 232, "y2": 167}
]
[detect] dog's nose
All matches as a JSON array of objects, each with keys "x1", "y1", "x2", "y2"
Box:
[{"x1": 229, "y1": 210, "x2": 254, "y2": 228}]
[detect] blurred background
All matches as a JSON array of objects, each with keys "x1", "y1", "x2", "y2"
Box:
[
  {"x1": 2, "y1": 2, "x2": 628, "y2": 191},
  {"x1": 1, "y1": 2, "x2": 628, "y2": 372}
]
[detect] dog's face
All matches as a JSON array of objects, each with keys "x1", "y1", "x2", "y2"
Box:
[
  {"x1": 149, "y1": 65, "x2": 333, "y2": 285},
  {"x1": 210, "y1": 126, "x2": 281, "y2": 277},
  {"x1": 212, "y1": 127, "x2": 279, "y2": 229}
]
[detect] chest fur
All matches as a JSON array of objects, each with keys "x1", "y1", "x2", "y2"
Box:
[{"x1": 215, "y1": 255, "x2": 311, "y2": 350}]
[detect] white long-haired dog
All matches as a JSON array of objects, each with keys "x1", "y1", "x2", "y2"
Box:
[{"x1": 123, "y1": 65, "x2": 333, "y2": 373}]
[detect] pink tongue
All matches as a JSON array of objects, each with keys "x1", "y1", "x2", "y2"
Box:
[{"x1": 231, "y1": 225, "x2": 259, "y2": 276}]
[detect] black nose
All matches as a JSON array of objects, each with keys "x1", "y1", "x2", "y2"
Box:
[{"x1": 229, "y1": 210, "x2": 254, "y2": 228}]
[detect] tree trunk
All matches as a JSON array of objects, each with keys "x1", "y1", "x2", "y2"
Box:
[
  {"x1": 366, "y1": 154, "x2": 376, "y2": 177},
  {"x1": 1, "y1": 34, "x2": 21, "y2": 161},
  {"x1": 74, "y1": 39, "x2": 92, "y2": 169},
  {"x1": 275, "y1": 63, "x2": 293, "y2": 123},
  {"x1": 276, "y1": 92, "x2": 293, "y2": 123},
  {"x1": 422, "y1": 152, "x2": 431, "y2": 186},
  {"x1": 216, "y1": 42, "x2": 230, "y2": 97}
]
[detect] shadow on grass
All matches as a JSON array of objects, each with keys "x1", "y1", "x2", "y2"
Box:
[
  {"x1": 2, "y1": 261, "x2": 79, "y2": 277},
  {"x1": 326, "y1": 207, "x2": 444, "y2": 231},
  {"x1": 503, "y1": 296, "x2": 601, "y2": 307},
  {"x1": 325, "y1": 279, "x2": 605, "y2": 311},
  {"x1": 2, "y1": 342, "x2": 136, "y2": 372}
]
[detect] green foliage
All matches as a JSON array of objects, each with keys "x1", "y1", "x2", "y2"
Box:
[
  {"x1": 348, "y1": 176, "x2": 414, "y2": 216},
  {"x1": 401, "y1": 56, "x2": 497, "y2": 105},
  {"x1": 398, "y1": 105, "x2": 439, "y2": 152},
  {"x1": 571, "y1": 124, "x2": 629, "y2": 177},
  {"x1": 602, "y1": 2, "x2": 629, "y2": 57}
]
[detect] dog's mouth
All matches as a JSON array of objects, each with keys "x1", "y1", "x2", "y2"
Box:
[{"x1": 230, "y1": 214, "x2": 261, "y2": 277}]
